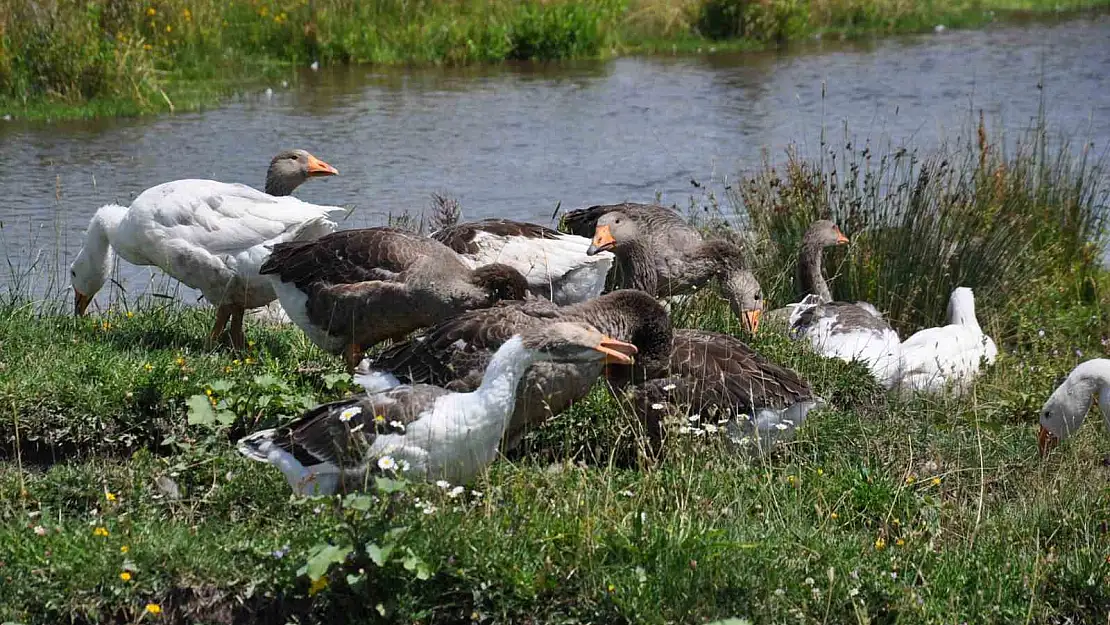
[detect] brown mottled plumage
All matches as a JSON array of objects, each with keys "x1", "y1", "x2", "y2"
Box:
[
  {"x1": 260, "y1": 227, "x2": 528, "y2": 370},
  {"x1": 563, "y1": 203, "x2": 760, "y2": 330}
]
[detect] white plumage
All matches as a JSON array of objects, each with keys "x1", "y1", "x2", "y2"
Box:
[
  {"x1": 434, "y1": 221, "x2": 614, "y2": 305},
  {"x1": 1038, "y1": 358, "x2": 1110, "y2": 456},
  {"x1": 790, "y1": 299, "x2": 904, "y2": 390},
  {"x1": 70, "y1": 179, "x2": 346, "y2": 346},
  {"x1": 899, "y1": 287, "x2": 997, "y2": 394}
]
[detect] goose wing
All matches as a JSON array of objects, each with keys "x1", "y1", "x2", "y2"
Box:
[
  {"x1": 370, "y1": 299, "x2": 560, "y2": 388},
  {"x1": 260, "y1": 228, "x2": 453, "y2": 289},
  {"x1": 128, "y1": 179, "x2": 346, "y2": 254},
  {"x1": 260, "y1": 385, "x2": 451, "y2": 469}
]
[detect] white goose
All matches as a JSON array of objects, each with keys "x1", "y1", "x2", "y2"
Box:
[
  {"x1": 898, "y1": 287, "x2": 997, "y2": 394},
  {"x1": 431, "y1": 219, "x2": 613, "y2": 305},
  {"x1": 1038, "y1": 359, "x2": 1110, "y2": 456},
  {"x1": 786, "y1": 221, "x2": 903, "y2": 389},
  {"x1": 237, "y1": 322, "x2": 637, "y2": 494},
  {"x1": 70, "y1": 150, "x2": 344, "y2": 349}
]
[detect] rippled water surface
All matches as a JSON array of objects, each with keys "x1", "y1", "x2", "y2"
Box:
[{"x1": 2, "y1": 14, "x2": 1109, "y2": 300}]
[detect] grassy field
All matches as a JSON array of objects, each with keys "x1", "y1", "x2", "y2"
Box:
[
  {"x1": 2, "y1": 0, "x2": 1110, "y2": 120},
  {"x1": 1, "y1": 121, "x2": 1109, "y2": 623}
]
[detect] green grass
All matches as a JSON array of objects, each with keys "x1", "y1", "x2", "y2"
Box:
[
  {"x1": 1, "y1": 122, "x2": 1109, "y2": 623},
  {"x1": 3, "y1": 0, "x2": 1110, "y2": 120}
]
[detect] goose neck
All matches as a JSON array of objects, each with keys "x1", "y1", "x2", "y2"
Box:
[{"x1": 798, "y1": 240, "x2": 831, "y2": 302}]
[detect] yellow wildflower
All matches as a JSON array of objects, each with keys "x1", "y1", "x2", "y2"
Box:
[
  {"x1": 224, "y1": 366, "x2": 233, "y2": 373},
  {"x1": 145, "y1": 603, "x2": 162, "y2": 615},
  {"x1": 895, "y1": 538, "x2": 905, "y2": 547},
  {"x1": 205, "y1": 388, "x2": 213, "y2": 396},
  {"x1": 905, "y1": 475, "x2": 916, "y2": 485},
  {"x1": 786, "y1": 475, "x2": 797, "y2": 487},
  {"x1": 120, "y1": 571, "x2": 132, "y2": 581},
  {"x1": 143, "y1": 43, "x2": 153, "y2": 50},
  {"x1": 244, "y1": 357, "x2": 254, "y2": 365},
  {"x1": 165, "y1": 24, "x2": 172, "y2": 33},
  {"x1": 931, "y1": 477, "x2": 942, "y2": 486},
  {"x1": 105, "y1": 491, "x2": 117, "y2": 502},
  {"x1": 874, "y1": 537, "x2": 886, "y2": 550},
  {"x1": 93, "y1": 527, "x2": 109, "y2": 537},
  {"x1": 373, "y1": 415, "x2": 386, "y2": 424},
  {"x1": 233, "y1": 359, "x2": 242, "y2": 366},
  {"x1": 121, "y1": 545, "x2": 130, "y2": 553},
  {"x1": 259, "y1": 6, "x2": 269, "y2": 16},
  {"x1": 146, "y1": 7, "x2": 156, "y2": 16},
  {"x1": 308, "y1": 576, "x2": 328, "y2": 595},
  {"x1": 816, "y1": 468, "x2": 824, "y2": 476},
  {"x1": 830, "y1": 512, "x2": 839, "y2": 520},
  {"x1": 183, "y1": 8, "x2": 192, "y2": 21},
  {"x1": 126, "y1": 311, "x2": 135, "y2": 318},
  {"x1": 143, "y1": 363, "x2": 154, "y2": 372},
  {"x1": 175, "y1": 356, "x2": 185, "y2": 366},
  {"x1": 606, "y1": 583, "x2": 615, "y2": 593}
]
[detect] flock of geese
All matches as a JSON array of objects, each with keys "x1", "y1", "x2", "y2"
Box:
[{"x1": 70, "y1": 149, "x2": 1109, "y2": 494}]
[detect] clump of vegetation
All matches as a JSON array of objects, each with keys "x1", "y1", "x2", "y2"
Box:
[
  {"x1": 1, "y1": 125, "x2": 1109, "y2": 623},
  {"x1": 3, "y1": 0, "x2": 1109, "y2": 118}
]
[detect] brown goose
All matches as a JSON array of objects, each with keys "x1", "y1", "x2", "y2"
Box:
[
  {"x1": 562, "y1": 203, "x2": 761, "y2": 331},
  {"x1": 367, "y1": 287, "x2": 818, "y2": 456},
  {"x1": 259, "y1": 228, "x2": 529, "y2": 370},
  {"x1": 71, "y1": 149, "x2": 340, "y2": 349},
  {"x1": 432, "y1": 219, "x2": 613, "y2": 304}
]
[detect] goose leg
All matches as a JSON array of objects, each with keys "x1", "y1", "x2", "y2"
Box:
[
  {"x1": 228, "y1": 305, "x2": 246, "y2": 351},
  {"x1": 208, "y1": 305, "x2": 233, "y2": 348},
  {"x1": 344, "y1": 343, "x2": 363, "y2": 373}
]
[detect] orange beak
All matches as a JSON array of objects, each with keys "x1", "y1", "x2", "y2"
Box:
[
  {"x1": 834, "y1": 226, "x2": 850, "y2": 245},
  {"x1": 1037, "y1": 425, "x2": 1058, "y2": 457},
  {"x1": 595, "y1": 335, "x2": 637, "y2": 365},
  {"x1": 75, "y1": 291, "x2": 92, "y2": 316},
  {"x1": 587, "y1": 224, "x2": 616, "y2": 256},
  {"x1": 305, "y1": 153, "x2": 339, "y2": 177},
  {"x1": 742, "y1": 308, "x2": 762, "y2": 334}
]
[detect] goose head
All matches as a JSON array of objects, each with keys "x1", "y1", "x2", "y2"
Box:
[
  {"x1": 522, "y1": 321, "x2": 638, "y2": 365},
  {"x1": 1038, "y1": 359, "x2": 1110, "y2": 456},
  {"x1": 586, "y1": 210, "x2": 638, "y2": 255},
  {"x1": 723, "y1": 269, "x2": 765, "y2": 333},
  {"x1": 469, "y1": 263, "x2": 530, "y2": 304},
  {"x1": 803, "y1": 220, "x2": 850, "y2": 248},
  {"x1": 70, "y1": 244, "x2": 109, "y2": 316},
  {"x1": 264, "y1": 149, "x2": 339, "y2": 196}
]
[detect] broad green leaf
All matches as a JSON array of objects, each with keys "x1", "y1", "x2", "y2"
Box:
[
  {"x1": 253, "y1": 374, "x2": 284, "y2": 390},
  {"x1": 375, "y1": 477, "x2": 407, "y2": 494},
  {"x1": 402, "y1": 549, "x2": 431, "y2": 580},
  {"x1": 215, "y1": 409, "x2": 236, "y2": 426},
  {"x1": 301, "y1": 544, "x2": 352, "y2": 581},
  {"x1": 208, "y1": 380, "x2": 235, "y2": 393},
  {"x1": 323, "y1": 372, "x2": 352, "y2": 390},
  {"x1": 344, "y1": 494, "x2": 374, "y2": 511},
  {"x1": 366, "y1": 542, "x2": 393, "y2": 567},
  {"x1": 185, "y1": 395, "x2": 216, "y2": 425}
]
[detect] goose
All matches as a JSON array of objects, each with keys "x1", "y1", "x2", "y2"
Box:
[
  {"x1": 259, "y1": 228, "x2": 530, "y2": 371},
  {"x1": 1038, "y1": 359, "x2": 1110, "y2": 456},
  {"x1": 898, "y1": 287, "x2": 997, "y2": 394},
  {"x1": 784, "y1": 220, "x2": 903, "y2": 389},
  {"x1": 367, "y1": 289, "x2": 672, "y2": 452},
  {"x1": 563, "y1": 203, "x2": 761, "y2": 332},
  {"x1": 237, "y1": 322, "x2": 637, "y2": 494},
  {"x1": 70, "y1": 149, "x2": 342, "y2": 349},
  {"x1": 370, "y1": 285, "x2": 817, "y2": 456},
  {"x1": 432, "y1": 219, "x2": 614, "y2": 305}
]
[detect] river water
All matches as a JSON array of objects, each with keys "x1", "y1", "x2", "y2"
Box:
[{"x1": 1, "y1": 13, "x2": 1108, "y2": 303}]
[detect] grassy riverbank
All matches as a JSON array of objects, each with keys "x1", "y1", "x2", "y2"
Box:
[
  {"x1": 1, "y1": 122, "x2": 1109, "y2": 623},
  {"x1": 3, "y1": 0, "x2": 1110, "y2": 121}
]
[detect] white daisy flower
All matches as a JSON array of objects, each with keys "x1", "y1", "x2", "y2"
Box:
[
  {"x1": 398, "y1": 460, "x2": 411, "y2": 472},
  {"x1": 662, "y1": 384, "x2": 676, "y2": 392},
  {"x1": 435, "y1": 480, "x2": 451, "y2": 489},
  {"x1": 703, "y1": 423, "x2": 719, "y2": 434},
  {"x1": 687, "y1": 414, "x2": 700, "y2": 422},
  {"x1": 678, "y1": 426, "x2": 691, "y2": 435},
  {"x1": 339, "y1": 406, "x2": 362, "y2": 422},
  {"x1": 774, "y1": 423, "x2": 790, "y2": 431},
  {"x1": 651, "y1": 403, "x2": 664, "y2": 410},
  {"x1": 377, "y1": 456, "x2": 397, "y2": 471},
  {"x1": 448, "y1": 486, "x2": 465, "y2": 499},
  {"x1": 389, "y1": 420, "x2": 406, "y2": 432}
]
